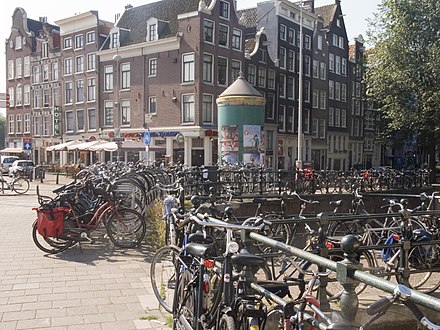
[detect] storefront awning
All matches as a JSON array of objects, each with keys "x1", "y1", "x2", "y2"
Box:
[{"x1": 0, "y1": 147, "x2": 24, "y2": 154}]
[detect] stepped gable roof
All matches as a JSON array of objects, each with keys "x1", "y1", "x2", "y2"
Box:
[
  {"x1": 315, "y1": 4, "x2": 336, "y2": 28},
  {"x1": 238, "y1": 7, "x2": 257, "y2": 28},
  {"x1": 117, "y1": 0, "x2": 199, "y2": 45},
  {"x1": 219, "y1": 74, "x2": 263, "y2": 98}
]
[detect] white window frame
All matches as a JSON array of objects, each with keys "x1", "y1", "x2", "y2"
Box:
[
  {"x1": 149, "y1": 58, "x2": 157, "y2": 77},
  {"x1": 182, "y1": 94, "x2": 195, "y2": 123},
  {"x1": 182, "y1": 53, "x2": 195, "y2": 83}
]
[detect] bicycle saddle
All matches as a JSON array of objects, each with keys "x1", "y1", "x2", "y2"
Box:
[
  {"x1": 231, "y1": 248, "x2": 266, "y2": 267},
  {"x1": 185, "y1": 242, "x2": 216, "y2": 258},
  {"x1": 188, "y1": 232, "x2": 214, "y2": 244}
]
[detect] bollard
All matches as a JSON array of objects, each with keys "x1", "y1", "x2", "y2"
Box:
[
  {"x1": 336, "y1": 234, "x2": 362, "y2": 323},
  {"x1": 56, "y1": 171, "x2": 59, "y2": 185}
]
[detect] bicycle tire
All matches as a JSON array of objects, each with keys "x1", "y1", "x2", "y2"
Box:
[
  {"x1": 218, "y1": 313, "x2": 236, "y2": 330},
  {"x1": 151, "y1": 245, "x2": 182, "y2": 313},
  {"x1": 265, "y1": 305, "x2": 284, "y2": 330},
  {"x1": 173, "y1": 269, "x2": 195, "y2": 329},
  {"x1": 105, "y1": 208, "x2": 146, "y2": 248},
  {"x1": 12, "y1": 177, "x2": 29, "y2": 194},
  {"x1": 395, "y1": 244, "x2": 440, "y2": 294},
  {"x1": 32, "y1": 221, "x2": 73, "y2": 254}
]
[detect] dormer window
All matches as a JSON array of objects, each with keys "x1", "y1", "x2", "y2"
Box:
[
  {"x1": 112, "y1": 32, "x2": 119, "y2": 48},
  {"x1": 219, "y1": 1, "x2": 230, "y2": 19},
  {"x1": 149, "y1": 24, "x2": 157, "y2": 41},
  {"x1": 42, "y1": 42, "x2": 49, "y2": 58}
]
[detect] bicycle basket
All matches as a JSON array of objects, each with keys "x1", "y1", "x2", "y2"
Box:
[{"x1": 36, "y1": 207, "x2": 69, "y2": 238}]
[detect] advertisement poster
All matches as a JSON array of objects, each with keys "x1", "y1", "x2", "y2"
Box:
[
  {"x1": 221, "y1": 125, "x2": 239, "y2": 165},
  {"x1": 243, "y1": 125, "x2": 261, "y2": 153},
  {"x1": 243, "y1": 152, "x2": 261, "y2": 165}
]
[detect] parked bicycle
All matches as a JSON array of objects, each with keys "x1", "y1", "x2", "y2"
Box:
[
  {"x1": 0, "y1": 170, "x2": 30, "y2": 194},
  {"x1": 32, "y1": 179, "x2": 147, "y2": 254}
]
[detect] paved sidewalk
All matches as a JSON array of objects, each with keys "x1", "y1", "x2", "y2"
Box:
[{"x1": 0, "y1": 174, "x2": 171, "y2": 330}]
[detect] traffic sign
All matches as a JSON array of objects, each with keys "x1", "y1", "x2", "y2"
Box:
[
  {"x1": 143, "y1": 131, "x2": 151, "y2": 145},
  {"x1": 23, "y1": 142, "x2": 32, "y2": 151}
]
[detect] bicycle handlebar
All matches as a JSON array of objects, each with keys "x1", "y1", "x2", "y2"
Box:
[{"x1": 189, "y1": 213, "x2": 265, "y2": 232}]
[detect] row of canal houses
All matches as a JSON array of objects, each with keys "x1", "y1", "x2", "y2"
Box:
[{"x1": 4, "y1": 0, "x2": 385, "y2": 170}]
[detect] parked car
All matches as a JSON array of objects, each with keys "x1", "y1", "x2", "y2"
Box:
[
  {"x1": 8, "y1": 160, "x2": 35, "y2": 177},
  {"x1": 1, "y1": 156, "x2": 19, "y2": 174}
]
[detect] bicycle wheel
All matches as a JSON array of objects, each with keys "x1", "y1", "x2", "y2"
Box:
[
  {"x1": 151, "y1": 245, "x2": 182, "y2": 313},
  {"x1": 12, "y1": 177, "x2": 29, "y2": 194},
  {"x1": 218, "y1": 313, "x2": 236, "y2": 330},
  {"x1": 396, "y1": 244, "x2": 440, "y2": 293},
  {"x1": 173, "y1": 269, "x2": 195, "y2": 330},
  {"x1": 265, "y1": 306, "x2": 284, "y2": 330},
  {"x1": 105, "y1": 208, "x2": 146, "y2": 248},
  {"x1": 32, "y1": 221, "x2": 73, "y2": 254}
]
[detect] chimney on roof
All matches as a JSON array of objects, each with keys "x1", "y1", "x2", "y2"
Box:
[
  {"x1": 39, "y1": 16, "x2": 47, "y2": 23},
  {"x1": 125, "y1": 4, "x2": 133, "y2": 10}
]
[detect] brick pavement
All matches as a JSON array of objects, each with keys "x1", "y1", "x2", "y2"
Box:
[
  {"x1": 0, "y1": 173, "x2": 170, "y2": 330},
  {"x1": 1, "y1": 173, "x2": 440, "y2": 329}
]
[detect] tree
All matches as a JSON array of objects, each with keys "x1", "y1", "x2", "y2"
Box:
[{"x1": 366, "y1": 0, "x2": 440, "y2": 171}]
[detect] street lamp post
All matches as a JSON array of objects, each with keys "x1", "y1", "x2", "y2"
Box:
[{"x1": 297, "y1": 0, "x2": 304, "y2": 171}]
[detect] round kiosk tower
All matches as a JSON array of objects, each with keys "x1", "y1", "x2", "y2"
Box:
[{"x1": 216, "y1": 74, "x2": 266, "y2": 166}]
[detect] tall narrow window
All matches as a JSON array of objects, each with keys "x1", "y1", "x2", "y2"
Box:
[
  {"x1": 104, "y1": 101, "x2": 113, "y2": 126},
  {"x1": 87, "y1": 78, "x2": 96, "y2": 101},
  {"x1": 247, "y1": 65, "x2": 256, "y2": 85},
  {"x1": 219, "y1": 1, "x2": 230, "y2": 19},
  {"x1": 65, "y1": 81, "x2": 73, "y2": 104},
  {"x1": 202, "y1": 94, "x2": 213, "y2": 123},
  {"x1": 182, "y1": 53, "x2": 195, "y2": 83},
  {"x1": 149, "y1": 58, "x2": 157, "y2": 76},
  {"x1": 104, "y1": 66, "x2": 113, "y2": 91},
  {"x1": 121, "y1": 100, "x2": 131, "y2": 125},
  {"x1": 231, "y1": 60, "x2": 241, "y2": 82},
  {"x1": 64, "y1": 58, "x2": 72, "y2": 75},
  {"x1": 76, "y1": 56, "x2": 84, "y2": 73},
  {"x1": 88, "y1": 109, "x2": 96, "y2": 130},
  {"x1": 24, "y1": 113, "x2": 30, "y2": 133},
  {"x1": 87, "y1": 54, "x2": 96, "y2": 71},
  {"x1": 149, "y1": 24, "x2": 157, "y2": 41},
  {"x1": 77, "y1": 110, "x2": 84, "y2": 130},
  {"x1": 204, "y1": 20, "x2": 214, "y2": 43},
  {"x1": 121, "y1": 62, "x2": 131, "y2": 89},
  {"x1": 75, "y1": 35, "x2": 84, "y2": 48},
  {"x1": 258, "y1": 67, "x2": 266, "y2": 88},
  {"x1": 218, "y1": 57, "x2": 227, "y2": 85},
  {"x1": 15, "y1": 58, "x2": 22, "y2": 79},
  {"x1": 232, "y1": 29, "x2": 242, "y2": 50},
  {"x1": 149, "y1": 96, "x2": 157, "y2": 114},
  {"x1": 76, "y1": 80, "x2": 84, "y2": 103},
  {"x1": 182, "y1": 94, "x2": 195, "y2": 123},
  {"x1": 219, "y1": 24, "x2": 229, "y2": 47},
  {"x1": 203, "y1": 54, "x2": 213, "y2": 83}
]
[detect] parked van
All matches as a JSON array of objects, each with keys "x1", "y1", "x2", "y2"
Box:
[{"x1": 0, "y1": 156, "x2": 19, "y2": 174}]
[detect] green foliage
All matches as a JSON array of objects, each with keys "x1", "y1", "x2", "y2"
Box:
[
  {"x1": 0, "y1": 113, "x2": 5, "y2": 150},
  {"x1": 144, "y1": 200, "x2": 166, "y2": 248},
  {"x1": 366, "y1": 0, "x2": 440, "y2": 139}
]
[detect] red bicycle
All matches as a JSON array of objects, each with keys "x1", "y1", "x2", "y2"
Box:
[{"x1": 32, "y1": 182, "x2": 147, "y2": 254}]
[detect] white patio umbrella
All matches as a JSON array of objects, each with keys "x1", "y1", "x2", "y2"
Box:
[
  {"x1": 46, "y1": 140, "x2": 82, "y2": 151},
  {"x1": 66, "y1": 140, "x2": 108, "y2": 151}
]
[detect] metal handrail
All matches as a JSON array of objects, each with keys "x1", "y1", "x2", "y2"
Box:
[{"x1": 248, "y1": 232, "x2": 440, "y2": 314}]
